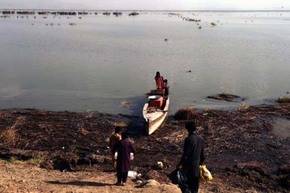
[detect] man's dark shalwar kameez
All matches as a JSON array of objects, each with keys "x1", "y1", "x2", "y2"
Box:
[
  {"x1": 113, "y1": 138, "x2": 135, "y2": 184},
  {"x1": 179, "y1": 131, "x2": 205, "y2": 193}
]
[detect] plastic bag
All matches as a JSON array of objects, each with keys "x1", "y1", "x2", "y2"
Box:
[
  {"x1": 169, "y1": 169, "x2": 187, "y2": 185},
  {"x1": 177, "y1": 169, "x2": 188, "y2": 186},
  {"x1": 128, "y1": 171, "x2": 137, "y2": 179},
  {"x1": 130, "y1": 153, "x2": 134, "y2": 161},
  {"x1": 200, "y1": 165, "x2": 213, "y2": 181},
  {"x1": 168, "y1": 169, "x2": 179, "y2": 184}
]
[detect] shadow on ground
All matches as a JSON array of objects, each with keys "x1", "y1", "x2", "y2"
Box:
[{"x1": 46, "y1": 180, "x2": 111, "y2": 187}]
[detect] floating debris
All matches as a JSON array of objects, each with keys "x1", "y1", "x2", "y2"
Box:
[
  {"x1": 16, "y1": 11, "x2": 35, "y2": 15},
  {"x1": 78, "y1": 11, "x2": 88, "y2": 15},
  {"x1": 56, "y1": 11, "x2": 76, "y2": 16},
  {"x1": 207, "y1": 93, "x2": 245, "y2": 102},
  {"x1": 182, "y1": 17, "x2": 201, "y2": 22},
  {"x1": 129, "y1": 12, "x2": 139, "y2": 16},
  {"x1": 113, "y1": 12, "x2": 122, "y2": 17},
  {"x1": 188, "y1": 18, "x2": 201, "y2": 22},
  {"x1": 168, "y1": 13, "x2": 179, "y2": 16},
  {"x1": 2, "y1": 11, "x2": 15, "y2": 14},
  {"x1": 103, "y1": 12, "x2": 111, "y2": 16},
  {"x1": 38, "y1": 11, "x2": 49, "y2": 15}
]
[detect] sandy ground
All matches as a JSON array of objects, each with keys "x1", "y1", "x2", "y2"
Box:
[
  {"x1": 0, "y1": 160, "x2": 264, "y2": 193},
  {"x1": 0, "y1": 160, "x2": 180, "y2": 193}
]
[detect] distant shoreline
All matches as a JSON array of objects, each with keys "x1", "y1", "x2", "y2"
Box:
[{"x1": 1, "y1": 8, "x2": 290, "y2": 12}]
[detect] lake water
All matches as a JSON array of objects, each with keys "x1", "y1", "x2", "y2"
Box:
[{"x1": 0, "y1": 11, "x2": 290, "y2": 114}]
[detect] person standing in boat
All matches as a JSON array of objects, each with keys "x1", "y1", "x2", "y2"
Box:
[
  {"x1": 109, "y1": 127, "x2": 122, "y2": 168},
  {"x1": 163, "y1": 79, "x2": 169, "y2": 97},
  {"x1": 113, "y1": 132, "x2": 135, "y2": 186},
  {"x1": 154, "y1": 71, "x2": 164, "y2": 91},
  {"x1": 176, "y1": 121, "x2": 205, "y2": 193}
]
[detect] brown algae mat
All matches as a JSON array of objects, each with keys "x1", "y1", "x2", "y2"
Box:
[{"x1": 0, "y1": 103, "x2": 289, "y2": 193}]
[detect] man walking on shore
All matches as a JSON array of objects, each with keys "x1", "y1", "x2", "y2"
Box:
[
  {"x1": 109, "y1": 127, "x2": 122, "y2": 168},
  {"x1": 113, "y1": 132, "x2": 135, "y2": 186},
  {"x1": 176, "y1": 121, "x2": 205, "y2": 193}
]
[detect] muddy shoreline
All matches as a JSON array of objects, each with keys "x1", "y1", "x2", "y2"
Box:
[{"x1": 0, "y1": 102, "x2": 289, "y2": 192}]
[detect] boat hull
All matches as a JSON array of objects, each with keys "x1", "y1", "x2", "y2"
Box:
[{"x1": 143, "y1": 97, "x2": 170, "y2": 135}]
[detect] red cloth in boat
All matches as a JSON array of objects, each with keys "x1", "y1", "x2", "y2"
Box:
[{"x1": 149, "y1": 96, "x2": 163, "y2": 108}]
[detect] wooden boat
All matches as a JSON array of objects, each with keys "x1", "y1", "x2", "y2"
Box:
[{"x1": 143, "y1": 92, "x2": 170, "y2": 135}]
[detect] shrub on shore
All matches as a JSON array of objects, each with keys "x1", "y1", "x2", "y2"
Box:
[{"x1": 0, "y1": 127, "x2": 18, "y2": 147}]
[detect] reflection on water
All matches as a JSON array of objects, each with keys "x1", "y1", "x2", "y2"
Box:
[{"x1": 0, "y1": 11, "x2": 290, "y2": 114}]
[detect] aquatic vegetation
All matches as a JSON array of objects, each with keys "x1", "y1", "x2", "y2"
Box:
[
  {"x1": 113, "y1": 12, "x2": 122, "y2": 17},
  {"x1": 207, "y1": 93, "x2": 245, "y2": 102},
  {"x1": 129, "y1": 12, "x2": 139, "y2": 16},
  {"x1": 103, "y1": 12, "x2": 111, "y2": 16},
  {"x1": 277, "y1": 95, "x2": 290, "y2": 103}
]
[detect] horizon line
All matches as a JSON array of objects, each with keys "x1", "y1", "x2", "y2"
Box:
[{"x1": 1, "y1": 8, "x2": 290, "y2": 12}]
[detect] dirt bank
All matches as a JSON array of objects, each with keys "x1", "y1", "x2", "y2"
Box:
[
  {"x1": 0, "y1": 160, "x2": 181, "y2": 193},
  {"x1": 0, "y1": 160, "x2": 260, "y2": 193},
  {"x1": 0, "y1": 103, "x2": 289, "y2": 192}
]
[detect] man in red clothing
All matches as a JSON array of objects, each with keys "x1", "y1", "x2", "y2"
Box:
[{"x1": 154, "y1": 71, "x2": 164, "y2": 91}]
